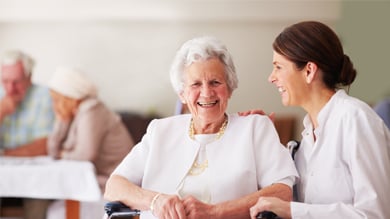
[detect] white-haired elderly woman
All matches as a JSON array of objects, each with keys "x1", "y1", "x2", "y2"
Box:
[
  {"x1": 47, "y1": 67, "x2": 135, "y2": 192},
  {"x1": 104, "y1": 36, "x2": 298, "y2": 219}
]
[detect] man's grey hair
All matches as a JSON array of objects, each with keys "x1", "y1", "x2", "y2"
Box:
[{"x1": 1, "y1": 50, "x2": 35, "y2": 77}]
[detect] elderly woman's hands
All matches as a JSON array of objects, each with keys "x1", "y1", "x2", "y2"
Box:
[
  {"x1": 153, "y1": 194, "x2": 218, "y2": 219},
  {"x1": 182, "y1": 196, "x2": 217, "y2": 219},
  {"x1": 153, "y1": 193, "x2": 187, "y2": 219},
  {"x1": 250, "y1": 197, "x2": 291, "y2": 219}
]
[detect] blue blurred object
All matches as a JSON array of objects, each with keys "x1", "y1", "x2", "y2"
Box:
[{"x1": 374, "y1": 98, "x2": 390, "y2": 129}]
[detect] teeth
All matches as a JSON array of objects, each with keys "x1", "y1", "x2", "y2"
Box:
[
  {"x1": 198, "y1": 101, "x2": 217, "y2": 106},
  {"x1": 278, "y1": 87, "x2": 285, "y2": 93}
]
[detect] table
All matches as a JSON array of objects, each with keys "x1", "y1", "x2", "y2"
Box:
[{"x1": 0, "y1": 156, "x2": 102, "y2": 219}]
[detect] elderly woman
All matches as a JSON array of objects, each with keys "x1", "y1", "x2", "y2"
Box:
[
  {"x1": 104, "y1": 36, "x2": 298, "y2": 219},
  {"x1": 47, "y1": 67, "x2": 134, "y2": 192}
]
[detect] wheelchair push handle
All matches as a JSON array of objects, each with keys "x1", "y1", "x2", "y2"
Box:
[
  {"x1": 256, "y1": 210, "x2": 280, "y2": 219},
  {"x1": 104, "y1": 201, "x2": 140, "y2": 218}
]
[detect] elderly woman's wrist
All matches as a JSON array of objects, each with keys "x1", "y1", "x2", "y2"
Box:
[{"x1": 150, "y1": 193, "x2": 162, "y2": 216}]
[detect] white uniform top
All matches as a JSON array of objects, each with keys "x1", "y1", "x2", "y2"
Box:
[
  {"x1": 113, "y1": 113, "x2": 298, "y2": 219},
  {"x1": 292, "y1": 90, "x2": 390, "y2": 219}
]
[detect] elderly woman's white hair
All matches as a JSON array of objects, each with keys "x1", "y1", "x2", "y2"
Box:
[
  {"x1": 169, "y1": 36, "x2": 238, "y2": 94},
  {"x1": 0, "y1": 50, "x2": 35, "y2": 76},
  {"x1": 48, "y1": 66, "x2": 97, "y2": 100}
]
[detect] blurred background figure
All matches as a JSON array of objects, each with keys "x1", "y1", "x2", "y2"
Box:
[
  {"x1": 0, "y1": 49, "x2": 55, "y2": 156},
  {"x1": 0, "y1": 49, "x2": 55, "y2": 219},
  {"x1": 374, "y1": 97, "x2": 390, "y2": 128},
  {"x1": 174, "y1": 99, "x2": 189, "y2": 115},
  {"x1": 46, "y1": 66, "x2": 135, "y2": 219}
]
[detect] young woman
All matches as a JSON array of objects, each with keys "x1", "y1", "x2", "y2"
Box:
[{"x1": 250, "y1": 21, "x2": 390, "y2": 219}]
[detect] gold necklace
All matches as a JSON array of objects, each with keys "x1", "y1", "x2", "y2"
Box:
[
  {"x1": 188, "y1": 115, "x2": 228, "y2": 140},
  {"x1": 187, "y1": 115, "x2": 228, "y2": 176},
  {"x1": 189, "y1": 160, "x2": 209, "y2": 176}
]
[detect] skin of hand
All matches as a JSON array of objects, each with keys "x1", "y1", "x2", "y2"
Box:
[
  {"x1": 2, "y1": 137, "x2": 48, "y2": 157},
  {"x1": 49, "y1": 90, "x2": 80, "y2": 123},
  {"x1": 182, "y1": 183, "x2": 292, "y2": 219},
  {"x1": 0, "y1": 95, "x2": 18, "y2": 118},
  {"x1": 182, "y1": 195, "x2": 217, "y2": 219},
  {"x1": 152, "y1": 193, "x2": 187, "y2": 219},
  {"x1": 237, "y1": 109, "x2": 275, "y2": 122},
  {"x1": 249, "y1": 197, "x2": 291, "y2": 219}
]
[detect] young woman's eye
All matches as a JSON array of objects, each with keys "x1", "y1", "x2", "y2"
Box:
[{"x1": 274, "y1": 65, "x2": 281, "y2": 71}]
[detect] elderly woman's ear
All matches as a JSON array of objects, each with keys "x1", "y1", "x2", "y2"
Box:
[{"x1": 178, "y1": 93, "x2": 186, "y2": 104}]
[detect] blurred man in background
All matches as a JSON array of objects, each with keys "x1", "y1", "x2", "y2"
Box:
[
  {"x1": 0, "y1": 50, "x2": 55, "y2": 219},
  {"x1": 0, "y1": 49, "x2": 54, "y2": 156}
]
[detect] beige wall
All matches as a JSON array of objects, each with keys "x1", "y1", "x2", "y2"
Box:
[
  {"x1": 3, "y1": 1, "x2": 388, "y2": 139},
  {"x1": 337, "y1": 1, "x2": 390, "y2": 105},
  {"x1": 4, "y1": 0, "x2": 388, "y2": 140},
  {"x1": 0, "y1": 1, "x2": 340, "y2": 121}
]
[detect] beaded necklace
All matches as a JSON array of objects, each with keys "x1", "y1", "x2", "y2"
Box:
[
  {"x1": 188, "y1": 115, "x2": 228, "y2": 140},
  {"x1": 188, "y1": 115, "x2": 228, "y2": 175}
]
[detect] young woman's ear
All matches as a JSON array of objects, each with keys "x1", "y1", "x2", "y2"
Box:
[{"x1": 305, "y1": 62, "x2": 318, "y2": 84}]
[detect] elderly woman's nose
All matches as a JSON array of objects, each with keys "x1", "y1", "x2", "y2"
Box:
[{"x1": 200, "y1": 84, "x2": 213, "y2": 97}]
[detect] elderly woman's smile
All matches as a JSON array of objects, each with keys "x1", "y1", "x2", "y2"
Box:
[{"x1": 197, "y1": 100, "x2": 218, "y2": 107}]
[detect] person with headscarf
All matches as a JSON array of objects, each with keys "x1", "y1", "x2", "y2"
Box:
[
  {"x1": 44, "y1": 67, "x2": 135, "y2": 219},
  {"x1": 47, "y1": 66, "x2": 135, "y2": 192}
]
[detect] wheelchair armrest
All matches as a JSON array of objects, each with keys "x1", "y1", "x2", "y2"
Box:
[
  {"x1": 105, "y1": 201, "x2": 140, "y2": 218},
  {"x1": 256, "y1": 211, "x2": 280, "y2": 219}
]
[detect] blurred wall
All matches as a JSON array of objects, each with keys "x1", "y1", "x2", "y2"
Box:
[
  {"x1": 1, "y1": 1, "x2": 388, "y2": 138},
  {"x1": 336, "y1": 1, "x2": 390, "y2": 105},
  {"x1": 0, "y1": 0, "x2": 340, "y2": 121}
]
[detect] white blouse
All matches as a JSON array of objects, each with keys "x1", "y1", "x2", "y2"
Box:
[
  {"x1": 177, "y1": 134, "x2": 215, "y2": 203},
  {"x1": 291, "y1": 90, "x2": 390, "y2": 219}
]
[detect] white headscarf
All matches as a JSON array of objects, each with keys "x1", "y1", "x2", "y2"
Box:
[{"x1": 48, "y1": 67, "x2": 97, "y2": 99}]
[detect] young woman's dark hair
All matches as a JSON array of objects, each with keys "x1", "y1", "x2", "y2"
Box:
[{"x1": 272, "y1": 21, "x2": 357, "y2": 90}]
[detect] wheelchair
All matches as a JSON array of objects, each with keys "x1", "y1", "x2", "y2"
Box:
[{"x1": 104, "y1": 201, "x2": 280, "y2": 219}]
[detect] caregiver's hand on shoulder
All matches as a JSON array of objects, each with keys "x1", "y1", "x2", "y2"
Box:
[{"x1": 238, "y1": 109, "x2": 275, "y2": 122}]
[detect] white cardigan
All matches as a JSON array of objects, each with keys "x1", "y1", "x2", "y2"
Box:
[{"x1": 113, "y1": 113, "x2": 298, "y2": 217}]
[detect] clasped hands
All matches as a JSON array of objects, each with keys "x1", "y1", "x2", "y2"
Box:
[{"x1": 151, "y1": 194, "x2": 217, "y2": 219}]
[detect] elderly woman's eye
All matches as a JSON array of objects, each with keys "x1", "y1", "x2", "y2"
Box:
[
  {"x1": 211, "y1": 80, "x2": 221, "y2": 86},
  {"x1": 191, "y1": 82, "x2": 201, "y2": 87}
]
